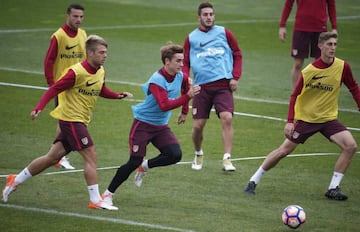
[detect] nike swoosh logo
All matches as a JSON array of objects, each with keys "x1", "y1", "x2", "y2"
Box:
[
  {"x1": 200, "y1": 39, "x2": 215, "y2": 47},
  {"x1": 65, "y1": 44, "x2": 78, "y2": 50},
  {"x1": 86, "y1": 80, "x2": 99, "y2": 87},
  {"x1": 312, "y1": 75, "x2": 328, "y2": 80}
]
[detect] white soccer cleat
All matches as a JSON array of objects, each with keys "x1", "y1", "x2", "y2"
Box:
[
  {"x1": 223, "y1": 158, "x2": 236, "y2": 171},
  {"x1": 55, "y1": 156, "x2": 75, "y2": 170},
  {"x1": 134, "y1": 166, "x2": 146, "y2": 187},
  {"x1": 101, "y1": 192, "x2": 114, "y2": 206},
  {"x1": 2, "y1": 174, "x2": 18, "y2": 203},
  {"x1": 191, "y1": 155, "x2": 203, "y2": 170},
  {"x1": 88, "y1": 200, "x2": 118, "y2": 210}
]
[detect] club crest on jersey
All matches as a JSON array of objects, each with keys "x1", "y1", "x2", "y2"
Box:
[
  {"x1": 132, "y1": 145, "x2": 139, "y2": 153},
  {"x1": 81, "y1": 137, "x2": 89, "y2": 145},
  {"x1": 292, "y1": 131, "x2": 300, "y2": 139}
]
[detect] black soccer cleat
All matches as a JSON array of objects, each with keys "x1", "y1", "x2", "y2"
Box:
[
  {"x1": 244, "y1": 181, "x2": 257, "y2": 195},
  {"x1": 324, "y1": 186, "x2": 348, "y2": 201}
]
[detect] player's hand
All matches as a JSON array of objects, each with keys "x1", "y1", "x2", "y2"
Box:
[
  {"x1": 188, "y1": 77, "x2": 193, "y2": 85},
  {"x1": 284, "y1": 122, "x2": 294, "y2": 139},
  {"x1": 188, "y1": 85, "x2": 201, "y2": 98},
  {"x1": 31, "y1": 110, "x2": 41, "y2": 120},
  {"x1": 119, "y1": 91, "x2": 133, "y2": 99},
  {"x1": 177, "y1": 113, "x2": 187, "y2": 124},
  {"x1": 279, "y1": 27, "x2": 287, "y2": 42},
  {"x1": 230, "y1": 79, "x2": 238, "y2": 92}
]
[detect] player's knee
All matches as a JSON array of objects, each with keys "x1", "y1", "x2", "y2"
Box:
[
  {"x1": 293, "y1": 59, "x2": 304, "y2": 70},
  {"x1": 127, "y1": 156, "x2": 143, "y2": 169},
  {"x1": 171, "y1": 145, "x2": 182, "y2": 163},
  {"x1": 173, "y1": 150, "x2": 182, "y2": 163},
  {"x1": 219, "y1": 111, "x2": 232, "y2": 121},
  {"x1": 162, "y1": 144, "x2": 182, "y2": 163},
  {"x1": 344, "y1": 141, "x2": 357, "y2": 155},
  {"x1": 192, "y1": 126, "x2": 202, "y2": 134},
  {"x1": 192, "y1": 119, "x2": 206, "y2": 131}
]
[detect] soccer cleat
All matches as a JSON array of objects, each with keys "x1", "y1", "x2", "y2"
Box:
[
  {"x1": 244, "y1": 181, "x2": 257, "y2": 195},
  {"x1": 2, "y1": 174, "x2": 18, "y2": 203},
  {"x1": 134, "y1": 165, "x2": 147, "y2": 187},
  {"x1": 88, "y1": 200, "x2": 118, "y2": 210},
  {"x1": 222, "y1": 157, "x2": 236, "y2": 171},
  {"x1": 325, "y1": 186, "x2": 348, "y2": 201},
  {"x1": 102, "y1": 193, "x2": 114, "y2": 206},
  {"x1": 54, "y1": 156, "x2": 75, "y2": 170},
  {"x1": 191, "y1": 155, "x2": 203, "y2": 170}
]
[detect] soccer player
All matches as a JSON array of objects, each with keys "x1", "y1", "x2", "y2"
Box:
[
  {"x1": 44, "y1": 3, "x2": 88, "y2": 169},
  {"x1": 101, "y1": 43, "x2": 201, "y2": 206},
  {"x1": 2, "y1": 35, "x2": 133, "y2": 210},
  {"x1": 279, "y1": 0, "x2": 337, "y2": 87},
  {"x1": 244, "y1": 32, "x2": 360, "y2": 201},
  {"x1": 182, "y1": 2, "x2": 242, "y2": 171}
]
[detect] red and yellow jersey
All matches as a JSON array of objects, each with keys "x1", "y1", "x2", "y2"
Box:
[
  {"x1": 294, "y1": 58, "x2": 344, "y2": 123},
  {"x1": 52, "y1": 27, "x2": 87, "y2": 82},
  {"x1": 50, "y1": 62, "x2": 105, "y2": 125}
]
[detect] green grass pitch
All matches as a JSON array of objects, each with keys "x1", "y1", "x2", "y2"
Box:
[{"x1": 0, "y1": 1, "x2": 359, "y2": 231}]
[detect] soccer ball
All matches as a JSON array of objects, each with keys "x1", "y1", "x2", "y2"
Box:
[{"x1": 282, "y1": 205, "x2": 306, "y2": 229}]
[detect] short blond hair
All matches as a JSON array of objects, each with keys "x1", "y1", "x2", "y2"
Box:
[{"x1": 86, "y1": 35, "x2": 108, "y2": 52}]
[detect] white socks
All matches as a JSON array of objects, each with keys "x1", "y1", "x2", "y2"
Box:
[
  {"x1": 141, "y1": 159, "x2": 149, "y2": 170},
  {"x1": 223, "y1": 153, "x2": 231, "y2": 160},
  {"x1": 195, "y1": 150, "x2": 203, "y2": 156},
  {"x1": 250, "y1": 167, "x2": 266, "y2": 184},
  {"x1": 103, "y1": 189, "x2": 113, "y2": 196},
  {"x1": 194, "y1": 151, "x2": 231, "y2": 160},
  {"x1": 194, "y1": 150, "x2": 231, "y2": 160},
  {"x1": 328, "y1": 172, "x2": 344, "y2": 190},
  {"x1": 87, "y1": 184, "x2": 101, "y2": 203},
  {"x1": 14, "y1": 167, "x2": 33, "y2": 185}
]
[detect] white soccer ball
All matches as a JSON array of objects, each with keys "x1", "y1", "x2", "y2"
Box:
[{"x1": 282, "y1": 205, "x2": 306, "y2": 229}]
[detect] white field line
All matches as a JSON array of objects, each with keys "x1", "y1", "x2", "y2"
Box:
[
  {"x1": 0, "y1": 16, "x2": 359, "y2": 34},
  {"x1": 0, "y1": 154, "x2": 358, "y2": 231},
  {"x1": 0, "y1": 65, "x2": 359, "y2": 113},
  {"x1": 0, "y1": 73, "x2": 358, "y2": 114},
  {"x1": 0, "y1": 80, "x2": 359, "y2": 129},
  {"x1": 2, "y1": 14, "x2": 359, "y2": 114},
  {"x1": 0, "y1": 152, "x2": 358, "y2": 232},
  {"x1": 1, "y1": 152, "x2": 359, "y2": 178},
  {"x1": 0, "y1": 203, "x2": 197, "y2": 232}
]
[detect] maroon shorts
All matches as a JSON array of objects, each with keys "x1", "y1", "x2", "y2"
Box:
[
  {"x1": 129, "y1": 119, "x2": 179, "y2": 157},
  {"x1": 192, "y1": 86, "x2": 234, "y2": 119},
  {"x1": 291, "y1": 30, "x2": 322, "y2": 59},
  {"x1": 54, "y1": 120, "x2": 94, "y2": 153},
  {"x1": 289, "y1": 120, "x2": 348, "y2": 144}
]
